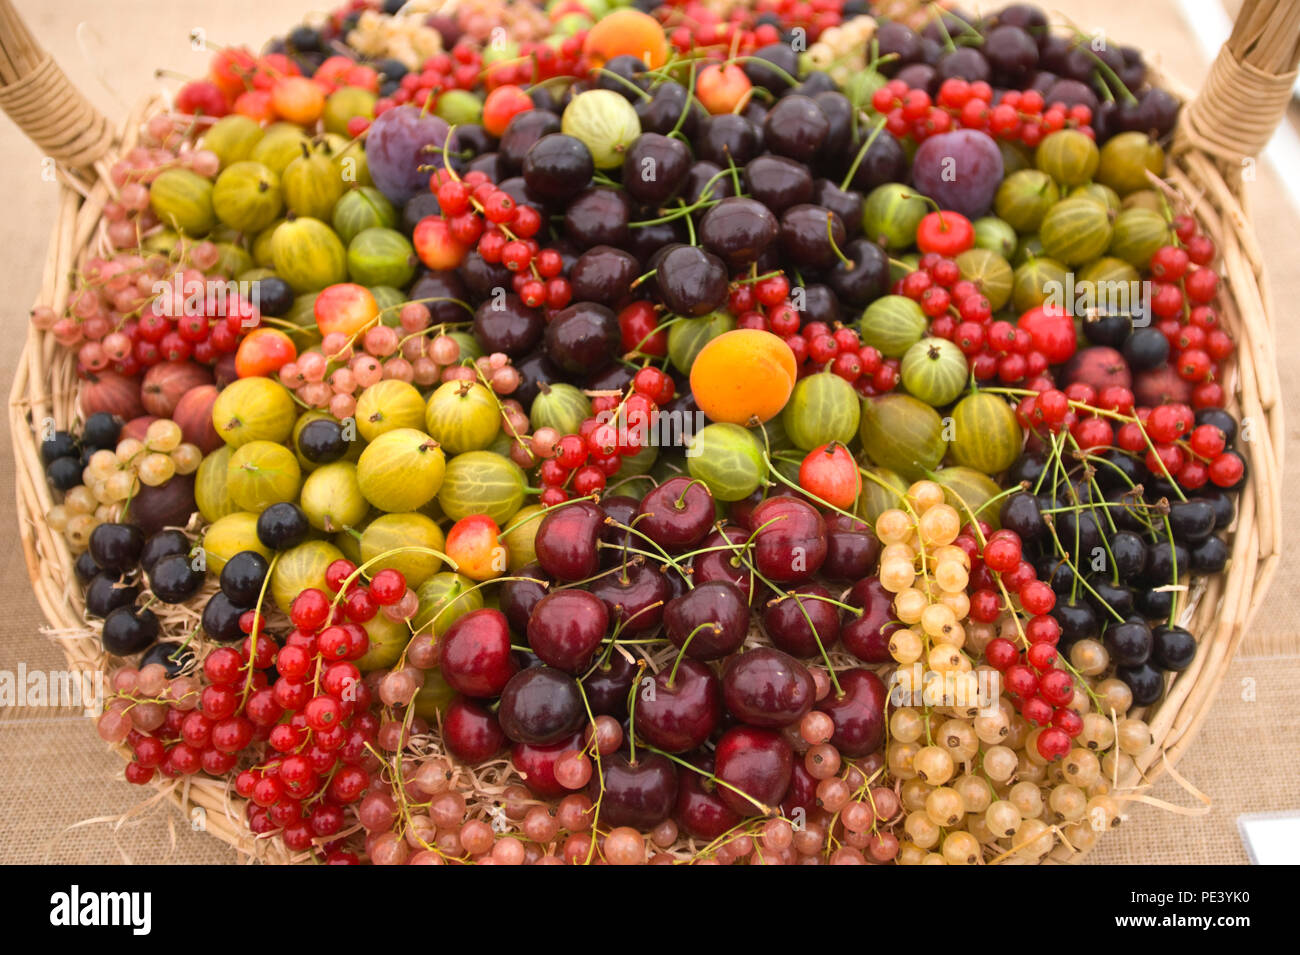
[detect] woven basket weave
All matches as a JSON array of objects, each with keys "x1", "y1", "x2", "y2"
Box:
[{"x1": 3, "y1": 0, "x2": 1293, "y2": 864}]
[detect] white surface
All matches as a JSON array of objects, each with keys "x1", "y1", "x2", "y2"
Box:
[{"x1": 1237, "y1": 812, "x2": 1300, "y2": 864}]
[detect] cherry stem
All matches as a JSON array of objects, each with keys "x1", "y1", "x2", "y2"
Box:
[
  {"x1": 603, "y1": 519, "x2": 691, "y2": 584},
  {"x1": 826, "y1": 212, "x2": 853, "y2": 269},
  {"x1": 572, "y1": 678, "x2": 606, "y2": 865},
  {"x1": 643, "y1": 745, "x2": 776, "y2": 817},
  {"x1": 667, "y1": 622, "x2": 716, "y2": 687},
  {"x1": 768, "y1": 591, "x2": 862, "y2": 616},
  {"x1": 592, "y1": 67, "x2": 652, "y2": 101},
  {"x1": 240, "y1": 552, "x2": 280, "y2": 705},
  {"x1": 839, "y1": 114, "x2": 888, "y2": 193},
  {"x1": 673, "y1": 478, "x2": 710, "y2": 509},
  {"x1": 624, "y1": 658, "x2": 648, "y2": 765}
]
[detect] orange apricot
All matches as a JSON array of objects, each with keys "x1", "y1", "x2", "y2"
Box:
[
  {"x1": 582, "y1": 9, "x2": 669, "y2": 70},
  {"x1": 271, "y1": 76, "x2": 327, "y2": 125},
  {"x1": 689, "y1": 329, "x2": 798, "y2": 425}
]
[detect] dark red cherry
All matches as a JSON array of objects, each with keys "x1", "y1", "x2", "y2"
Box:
[
  {"x1": 654, "y1": 245, "x2": 729, "y2": 317},
  {"x1": 562, "y1": 186, "x2": 631, "y2": 249},
  {"x1": 598, "y1": 495, "x2": 640, "y2": 545},
  {"x1": 442, "y1": 696, "x2": 507, "y2": 763},
  {"x1": 812, "y1": 178, "x2": 863, "y2": 239},
  {"x1": 499, "y1": 561, "x2": 551, "y2": 635},
  {"x1": 727, "y1": 488, "x2": 764, "y2": 527},
  {"x1": 636, "y1": 658, "x2": 722, "y2": 753},
  {"x1": 498, "y1": 666, "x2": 585, "y2": 744},
  {"x1": 663, "y1": 580, "x2": 750, "y2": 660},
  {"x1": 674, "y1": 753, "x2": 742, "y2": 841},
  {"x1": 840, "y1": 577, "x2": 899, "y2": 663},
  {"x1": 591, "y1": 751, "x2": 678, "y2": 829},
  {"x1": 742, "y1": 155, "x2": 814, "y2": 215},
  {"x1": 779, "y1": 203, "x2": 847, "y2": 270},
  {"x1": 588, "y1": 559, "x2": 670, "y2": 638},
  {"x1": 535, "y1": 500, "x2": 605, "y2": 581},
  {"x1": 526, "y1": 590, "x2": 608, "y2": 673},
  {"x1": 761, "y1": 583, "x2": 840, "y2": 658},
  {"x1": 512, "y1": 732, "x2": 584, "y2": 798},
  {"x1": 822, "y1": 514, "x2": 881, "y2": 581},
  {"x1": 691, "y1": 524, "x2": 758, "y2": 603},
  {"x1": 437, "y1": 609, "x2": 518, "y2": 698},
  {"x1": 816, "y1": 668, "x2": 887, "y2": 757},
  {"x1": 622, "y1": 132, "x2": 691, "y2": 205},
  {"x1": 544, "y1": 302, "x2": 620, "y2": 375},
  {"x1": 698, "y1": 196, "x2": 780, "y2": 269},
  {"x1": 714, "y1": 726, "x2": 793, "y2": 817},
  {"x1": 747, "y1": 495, "x2": 827, "y2": 583},
  {"x1": 581, "y1": 651, "x2": 637, "y2": 718},
  {"x1": 762, "y1": 94, "x2": 829, "y2": 162},
  {"x1": 721, "y1": 647, "x2": 815, "y2": 728},
  {"x1": 780, "y1": 759, "x2": 819, "y2": 817},
  {"x1": 636, "y1": 476, "x2": 716, "y2": 551},
  {"x1": 568, "y1": 246, "x2": 640, "y2": 309}
]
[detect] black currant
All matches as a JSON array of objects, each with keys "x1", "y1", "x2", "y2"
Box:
[
  {"x1": 1151, "y1": 625, "x2": 1196, "y2": 671},
  {"x1": 296, "y1": 418, "x2": 347, "y2": 464},
  {"x1": 88, "y1": 523, "x2": 145, "y2": 574},
  {"x1": 101, "y1": 606, "x2": 159, "y2": 656},
  {"x1": 82, "y1": 412, "x2": 123, "y2": 451},
  {"x1": 1104, "y1": 620, "x2": 1152, "y2": 667},
  {"x1": 140, "y1": 529, "x2": 191, "y2": 574},
  {"x1": 257, "y1": 502, "x2": 310, "y2": 550},
  {"x1": 202, "y1": 591, "x2": 249, "y2": 643},
  {"x1": 140, "y1": 641, "x2": 194, "y2": 677},
  {"x1": 149, "y1": 553, "x2": 206, "y2": 604},
  {"x1": 40, "y1": 431, "x2": 78, "y2": 465},
  {"x1": 46, "y1": 456, "x2": 83, "y2": 491},
  {"x1": 84, "y1": 572, "x2": 140, "y2": 618},
  {"x1": 220, "y1": 551, "x2": 270, "y2": 606}
]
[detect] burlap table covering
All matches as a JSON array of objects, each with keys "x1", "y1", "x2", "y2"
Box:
[{"x1": 1, "y1": 0, "x2": 1296, "y2": 865}]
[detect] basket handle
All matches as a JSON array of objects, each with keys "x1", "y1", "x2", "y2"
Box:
[
  {"x1": 1177, "y1": 0, "x2": 1300, "y2": 164},
  {"x1": 0, "y1": 0, "x2": 113, "y2": 168}
]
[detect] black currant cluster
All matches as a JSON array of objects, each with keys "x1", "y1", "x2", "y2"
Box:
[
  {"x1": 202, "y1": 551, "x2": 270, "y2": 644},
  {"x1": 201, "y1": 502, "x2": 309, "y2": 643},
  {"x1": 78, "y1": 524, "x2": 202, "y2": 671},
  {"x1": 1000, "y1": 431, "x2": 1241, "y2": 706},
  {"x1": 40, "y1": 412, "x2": 121, "y2": 492}
]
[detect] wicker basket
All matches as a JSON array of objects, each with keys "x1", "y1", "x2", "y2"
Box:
[{"x1": 3, "y1": 0, "x2": 1293, "y2": 864}]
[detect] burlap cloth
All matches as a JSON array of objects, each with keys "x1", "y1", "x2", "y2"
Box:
[{"x1": 0, "y1": 0, "x2": 1296, "y2": 865}]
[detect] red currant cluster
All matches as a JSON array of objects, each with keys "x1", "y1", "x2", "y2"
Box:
[
  {"x1": 891, "y1": 251, "x2": 1060, "y2": 386},
  {"x1": 130, "y1": 283, "x2": 257, "y2": 370},
  {"x1": 872, "y1": 79, "x2": 1094, "y2": 147},
  {"x1": 45, "y1": 248, "x2": 255, "y2": 377},
  {"x1": 536, "y1": 367, "x2": 678, "y2": 504},
  {"x1": 486, "y1": 37, "x2": 589, "y2": 90},
  {"x1": 1147, "y1": 218, "x2": 1230, "y2": 408},
  {"x1": 666, "y1": 0, "x2": 841, "y2": 54},
  {"x1": 963, "y1": 529, "x2": 1078, "y2": 762},
  {"x1": 230, "y1": 563, "x2": 419, "y2": 858},
  {"x1": 721, "y1": 271, "x2": 898, "y2": 396},
  {"x1": 1116, "y1": 402, "x2": 1244, "y2": 490},
  {"x1": 370, "y1": 38, "x2": 589, "y2": 121},
  {"x1": 1015, "y1": 382, "x2": 1129, "y2": 451},
  {"x1": 424, "y1": 169, "x2": 573, "y2": 311}
]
